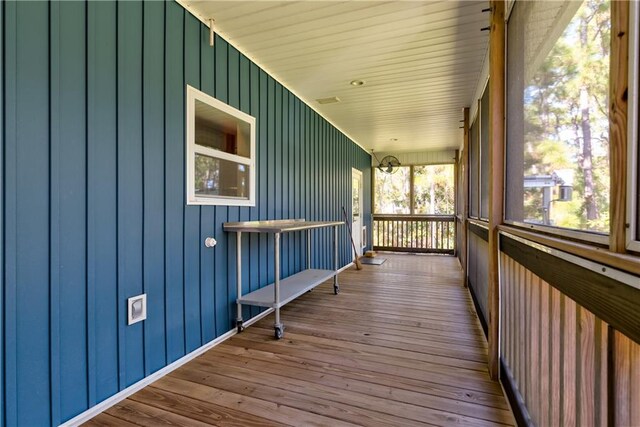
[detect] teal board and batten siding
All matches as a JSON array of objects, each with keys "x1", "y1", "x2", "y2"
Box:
[{"x1": 0, "y1": 1, "x2": 372, "y2": 425}]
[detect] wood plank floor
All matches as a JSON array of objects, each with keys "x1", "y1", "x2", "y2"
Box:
[{"x1": 85, "y1": 254, "x2": 514, "y2": 426}]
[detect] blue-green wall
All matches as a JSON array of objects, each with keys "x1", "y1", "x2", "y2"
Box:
[{"x1": 1, "y1": 1, "x2": 372, "y2": 425}]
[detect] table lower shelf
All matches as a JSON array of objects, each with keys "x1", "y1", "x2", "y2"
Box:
[{"x1": 237, "y1": 268, "x2": 336, "y2": 309}]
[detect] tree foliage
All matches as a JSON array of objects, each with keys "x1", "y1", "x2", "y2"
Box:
[
  {"x1": 374, "y1": 164, "x2": 454, "y2": 215},
  {"x1": 522, "y1": 0, "x2": 610, "y2": 232}
]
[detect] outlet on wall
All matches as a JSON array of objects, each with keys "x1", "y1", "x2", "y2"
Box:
[{"x1": 127, "y1": 294, "x2": 147, "y2": 325}]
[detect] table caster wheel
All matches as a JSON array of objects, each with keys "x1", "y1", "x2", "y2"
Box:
[
  {"x1": 274, "y1": 324, "x2": 285, "y2": 339},
  {"x1": 334, "y1": 285, "x2": 340, "y2": 295},
  {"x1": 236, "y1": 320, "x2": 245, "y2": 333}
]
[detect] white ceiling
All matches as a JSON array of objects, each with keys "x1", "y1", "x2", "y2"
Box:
[{"x1": 179, "y1": 0, "x2": 490, "y2": 153}]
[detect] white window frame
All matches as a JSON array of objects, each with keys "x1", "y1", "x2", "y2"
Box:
[
  {"x1": 627, "y1": 0, "x2": 640, "y2": 251},
  {"x1": 186, "y1": 85, "x2": 256, "y2": 206}
]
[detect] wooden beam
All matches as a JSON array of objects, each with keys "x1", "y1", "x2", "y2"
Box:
[
  {"x1": 488, "y1": 0, "x2": 505, "y2": 380},
  {"x1": 461, "y1": 107, "x2": 470, "y2": 284},
  {"x1": 610, "y1": 0, "x2": 629, "y2": 253},
  {"x1": 497, "y1": 225, "x2": 640, "y2": 277}
]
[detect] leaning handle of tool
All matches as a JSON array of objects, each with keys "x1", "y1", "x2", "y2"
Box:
[{"x1": 342, "y1": 206, "x2": 363, "y2": 270}]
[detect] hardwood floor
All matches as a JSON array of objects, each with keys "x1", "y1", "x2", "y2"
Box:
[{"x1": 85, "y1": 254, "x2": 514, "y2": 426}]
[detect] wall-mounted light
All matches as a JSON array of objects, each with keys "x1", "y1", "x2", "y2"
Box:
[{"x1": 209, "y1": 19, "x2": 215, "y2": 47}]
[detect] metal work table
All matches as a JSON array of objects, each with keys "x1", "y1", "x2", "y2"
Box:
[{"x1": 223, "y1": 219, "x2": 344, "y2": 339}]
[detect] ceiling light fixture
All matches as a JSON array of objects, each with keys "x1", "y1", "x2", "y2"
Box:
[
  {"x1": 316, "y1": 96, "x2": 341, "y2": 105},
  {"x1": 350, "y1": 80, "x2": 365, "y2": 86}
]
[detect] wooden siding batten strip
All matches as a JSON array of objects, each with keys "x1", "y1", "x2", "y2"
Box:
[
  {"x1": 610, "y1": 0, "x2": 629, "y2": 253},
  {"x1": 85, "y1": 0, "x2": 96, "y2": 410},
  {"x1": 488, "y1": 0, "x2": 505, "y2": 380},
  {"x1": 200, "y1": 17, "x2": 216, "y2": 343},
  {"x1": 0, "y1": 0, "x2": 4, "y2": 424},
  {"x1": 50, "y1": 3, "x2": 61, "y2": 423},
  {"x1": 142, "y1": 2, "x2": 166, "y2": 375}
]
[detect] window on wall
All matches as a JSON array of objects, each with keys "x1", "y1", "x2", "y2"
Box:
[
  {"x1": 186, "y1": 85, "x2": 256, "y2": 206},
  {"x1": 374, "y1": 164, "x2": 454, "y2": 215},
  {"x1": 505, "y1": 0, "x2": 610, "y2": 236},
  {"x1": 469, "y1": 116, "x2": 480, "y2": 218}
]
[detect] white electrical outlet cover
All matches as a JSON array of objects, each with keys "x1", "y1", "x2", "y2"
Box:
[{"x1": 127, "y1": 294, "x2": 147, "y2": 325}]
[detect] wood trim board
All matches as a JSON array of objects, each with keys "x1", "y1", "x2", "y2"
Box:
[
  {"x1": 610, "y1": 0, "x2": 629, "y2": 253},
  {"x1": 469, "y1": 221, "x2": 489, "y2": 242},
  {"x1": 500, "y1": 358, "x2": 533, "y2": 427},
  {"x1": 498, "y1": 225, "x2": 640, "y2": 277},
  {"x1": 467, "y1": 280, "x2": 489, "y2": 338}
]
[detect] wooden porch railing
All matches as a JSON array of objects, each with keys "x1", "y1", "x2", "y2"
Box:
[
  {"x1": 499, "y1": 233, "x2": 640, "y2": 426},
  {"x1": 372, "y1": 215, "x2": 455, "y2": 254}
]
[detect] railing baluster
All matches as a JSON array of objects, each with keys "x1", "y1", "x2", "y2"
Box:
[
  {"x1": 390, "y1": 219, "x2": 394, "y2": 248},
  {"x1": 412, "y1": 220, "x2": 416, "y2": 249},
  {"x1": 430, "y1": 221, "x2": 434, "y2": 249},
  {"x1": 384, "y1": 219, "x2": 387, "y2": 248},
  {"x1": 394, "y1": 219, "x2": 397, "y2": 248},
  {"x1": 445, "y1": 220, "x2": 449, "y2": 250},
  {"x1": 384, "y1": 220, "x2": 387, "y2": 248},
  {"x1": 385, "y1": 220, "x2": 388, "y2": 248},
  {"x1": 407, "y1": 220, "x2": 415, "y2": 248}
]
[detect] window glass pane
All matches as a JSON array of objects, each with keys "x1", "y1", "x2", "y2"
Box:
[
  {"x1": 506, "y1": 0, "x2": 610, "y2": 233},
  {"x1": 374, "y1": 166, "x2": 410, "y2": 214},
  {"x1": 414, "y1": 164, "x2": 455, "y2": 215},
  {"x1": 195, "y1": 153, "x2": 250, "y2": 199},
  {"x1": 469, "y1": 118, "x2": 479, "y2": 217},
  {"x1": 195, "y1": 99, "x2": 251, "y2": 158},
  {"x1": 480, "y1": 86, "x2": 490, "y2": 219},
  {"x1": 352, "y1": 177, "x2": 360, "y2": 217}
]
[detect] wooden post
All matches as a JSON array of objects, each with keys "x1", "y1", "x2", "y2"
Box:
[
  {"x1": 610, "y1": 0, "x2": 629, "y2": 253},
  {"x1": 462, "y1": 107, "x2": 470, "y2": 285},
  {"x1": 609, "y1": 3, "x2": 630, "y2": 425},
  {"x1": 488, "y1": 0, "x2": 505, "y2": 380}
]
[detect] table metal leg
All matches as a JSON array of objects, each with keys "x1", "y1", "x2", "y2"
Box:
[
  {"x1": 235, "y1": 232, "x2": 244, "y2": 332},
  {"x1": 307, "y1": 229, "x2": 311, "y2": 269},
  {"x1": 274, "y1": 232, "x2": 284, "y2": 339},
  {"x1": 333, "y1": 225, "x2": 339, "y2": 294}
]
